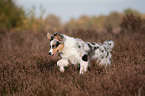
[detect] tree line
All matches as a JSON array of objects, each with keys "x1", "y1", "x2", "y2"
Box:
[{"x1": 0, "y1": 0, "x2": 145, "y2": 32}]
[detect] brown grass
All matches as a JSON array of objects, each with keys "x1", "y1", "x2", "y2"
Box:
[{"x1": 0, "y1": 16, "x2": 145, "y2": 96}]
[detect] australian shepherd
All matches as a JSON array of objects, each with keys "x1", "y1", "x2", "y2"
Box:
[{"x1": 47, "y1": 32, "x2": 114, "y2": 74}]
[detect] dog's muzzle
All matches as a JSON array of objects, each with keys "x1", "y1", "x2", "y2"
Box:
[
  {"x1": 48, "y1": 50, "x2": 59, "y2": 57},
  {"x1": 48, "y1": 52, "x2": 52, "y2": 55}
]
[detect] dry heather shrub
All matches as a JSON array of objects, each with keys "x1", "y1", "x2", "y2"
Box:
[
  {"x1": 0, "y1": 17, "x2": 145, "y2": 96},
  {"x1": 120, "y1": 15, "x2": 144, "y2": 36}
]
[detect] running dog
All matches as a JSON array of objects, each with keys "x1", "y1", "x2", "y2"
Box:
[{"x1": 47, "y1": 32, "x2": 114, "y2": 74}]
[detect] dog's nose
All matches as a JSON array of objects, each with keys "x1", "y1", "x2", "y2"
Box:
[{"x1": 48, "y1": 52, "x2": 52, "y2": 55}]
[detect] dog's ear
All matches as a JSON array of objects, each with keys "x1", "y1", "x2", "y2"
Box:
[
  {"x1": 54, "y1": 33, "x2": 63, "y2": 41},
  {"x1": 47, "y1": 32, "x2": 52, "y2": 40}
]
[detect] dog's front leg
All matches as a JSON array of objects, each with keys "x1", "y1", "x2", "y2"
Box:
[
  {"x1": 57, "y1": 59, "x2": 69, "y2": 72},
  {"x1": 80, "y1": 61, "x2": 89, "y2": 74}
]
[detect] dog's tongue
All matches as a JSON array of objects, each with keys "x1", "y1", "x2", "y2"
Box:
[{"x1": 52, "y1": 51, "x2": 58, "y2": 57}]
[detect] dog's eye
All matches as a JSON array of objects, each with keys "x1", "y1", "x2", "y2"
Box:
[
  {"x1": 52, "y1": 44, "x2": 57, "y2": 48},
  {"x1": 52, "y1": 42, "x2": 60, "y2": 49}
]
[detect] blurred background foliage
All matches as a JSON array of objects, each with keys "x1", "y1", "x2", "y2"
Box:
[
  {"x1": 0, "y1": 0, "x2": 24, "y2": 29},
  {"x1": 0, "y1": 0, "x2": 145, "y2": 32}
]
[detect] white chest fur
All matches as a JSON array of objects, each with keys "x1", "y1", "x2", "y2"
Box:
[
  {"x1": 60, "y1": 47, "x2": 81, "y2": 65},
  {"x1": 60, "y1": 35, "x2": 81, "y2": 65}
]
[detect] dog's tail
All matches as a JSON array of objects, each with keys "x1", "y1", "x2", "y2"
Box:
[{"x1": 103, "y1": 40, "x2": 114, "y2": 52}]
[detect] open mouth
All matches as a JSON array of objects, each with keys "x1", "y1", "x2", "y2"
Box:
[{"x1": 52, "y1": 50, "x2": 59, "y2": 57}]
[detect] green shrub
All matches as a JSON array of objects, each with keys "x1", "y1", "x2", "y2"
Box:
[{"x1": 0, "y1": 0, "x2": 25, "y2": 29}]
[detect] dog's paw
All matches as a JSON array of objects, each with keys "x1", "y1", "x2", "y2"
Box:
[
  {"x1": 59, "y1": 67, "x2": 64, "y2": 72},
  {"x1": 79, "y1": 70, "x2": 84, "y2": 74},
  {"x1": 79, "y1": 68, "x2": 87, "y2": 74}
]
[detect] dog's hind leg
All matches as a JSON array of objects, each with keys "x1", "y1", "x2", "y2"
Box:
[
  {"x1": 57, "y1": 59, "x2": 69, "y2": 72},
  {"x1": 80, "y1": 61, "x2": 89, "y2": 74}
]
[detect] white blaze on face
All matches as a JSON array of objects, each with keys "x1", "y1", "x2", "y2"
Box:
[{"x1": 49, "y1": 41, "x2": 53, "y2": 54}]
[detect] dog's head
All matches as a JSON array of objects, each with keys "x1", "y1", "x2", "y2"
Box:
[{"x1": 47, "y1": 32, "x2": 64, "y2": 57}]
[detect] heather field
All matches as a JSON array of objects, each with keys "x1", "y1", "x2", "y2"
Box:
[{"x1": 0, "y1": 15, "x2": 145, "y2": 96}]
